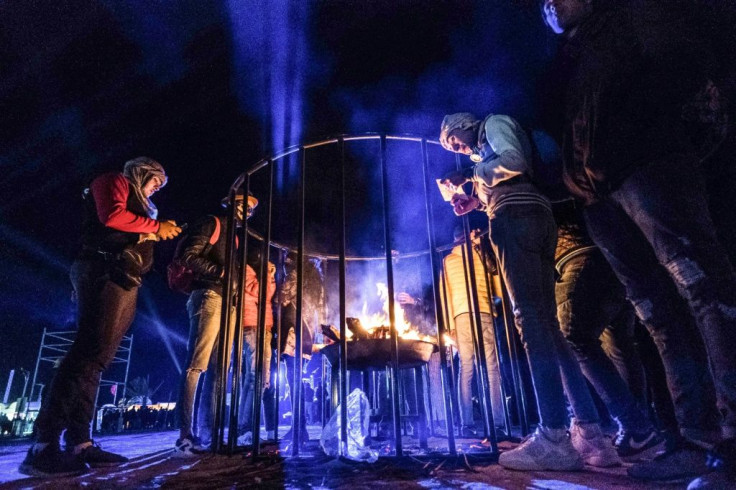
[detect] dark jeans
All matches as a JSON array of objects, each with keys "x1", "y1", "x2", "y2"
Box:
[
  {"x1": 584, "y1": 154, "x2": 736, "y2": 441},
  {"x1": 35, "y1": 259, "x2": 138, "y2": 446},
  {"x1": 557, "y1": 251, "x2": 651, "y2": 433},
  {"x1": 490, "y1": 202, "x2": 571, "y2": 429}
]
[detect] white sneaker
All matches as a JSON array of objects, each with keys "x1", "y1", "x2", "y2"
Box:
[
  {"x1": 498, "y1": 426, "x2": 584, "y2": 471},
  {"x1": 570, "y1": 419, "x2": 622, "y2": 467}
]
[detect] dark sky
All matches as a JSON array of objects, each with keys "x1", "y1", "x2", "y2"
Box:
[{"x1": 1, "y1": 0, "x2": 733, "y2": 402}]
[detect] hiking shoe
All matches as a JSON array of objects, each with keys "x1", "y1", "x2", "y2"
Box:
[
  {"x1": 614, "y1": 427, "x2": 668, "y2": 461},
  {"x1": 498, "y1": 426, "x2": 584, "y2": 471},
  {"x1": 173, "y1": 436, "x2": 208, "y2": 458},
  {"x1": 75, "y1": 441, "x2": 128, "y2": 467},
  {"x1": 19, "y1": 443, "x2": 89, "y2": 477},
  {"x1": 628, "y1": 441, "x2": 709, "y2": 481},
  {"x1": 569, "y1": 419, "x2": 622, "y2": 467}
]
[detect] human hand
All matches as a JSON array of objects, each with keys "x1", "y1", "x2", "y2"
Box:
[
  {"x1": 397, "y1": 292, "x2": 416, "y2": 306},
  {"x1": 138, "y1": 232, "x2": 160, "y2": 243},
  {"x1": 442, "y1": 170, "x2": 468, "y2": 187},
  {"x1": 156, "y1": 220, "x2": 182, "y2": 240},
  {"x1": 451, "y1": 194, "x2": 479, "y2": 216}
]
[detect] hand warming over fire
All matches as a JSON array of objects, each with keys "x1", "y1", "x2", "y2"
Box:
[
  {"x1": 397, "y1": 292, "x2": 417, "y2": 306},
  {"x1": 451, "y1": 193, "x2": 479, "y2": 216}
]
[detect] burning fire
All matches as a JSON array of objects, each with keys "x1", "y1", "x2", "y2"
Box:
[{"x1": 353, "y1": 283, "x2": 440, "y2": 344}]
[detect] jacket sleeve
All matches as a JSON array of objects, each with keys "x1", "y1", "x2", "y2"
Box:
[
  {"x1": 244, "y1": 264, "x2": 259, "y2": 298},
  {"x1": 90, "y1": 173, "x2": 160, "y2": 233},
  {"x1": 473, "y1": 115, "x2": 528, "y2": 188},
  {"x1": 179, "y1": 216, "x2": 222, "y2": 280}
]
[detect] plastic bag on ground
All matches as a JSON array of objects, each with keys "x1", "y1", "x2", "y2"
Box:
[{"x1": 320, "y1": 388, "x2": 379, "y2": 463}]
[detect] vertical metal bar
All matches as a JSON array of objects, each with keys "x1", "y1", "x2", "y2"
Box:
[
  {"x1": 273, "y1": 248, "x2": 285, "y2": 441},
  {"x1": 213, "y1": 186, "x2": 241, "y2": 453},
  {"x1": 460, "y1": 220, "x2": 498, "y2": 452},
  {"x1": 122, "y1": 335, "x2": 133, "y2": 402},
  {"x1": 252, "y1": 161, "x2": 275, "y2": 460},
  {"x1": 293, "y1": 149, "x2": 306, "y2": 455},
  {"x1": 228, "y1": 180, "x2": 249, "y2": 453},
  {"x1": 497, "y1": 273, "x2": 530, "y2": 435},
  {"x1": 420, "y1": 139, "x2": 456, "y2": 455},
  {"x1": 338, "y1": 137, "x2": 349, "y2": 456},
  {"x1": 477, "y1": 240, "x2": 512, "y2": 433},
  {"x1": 379, "y1": 135, "x2": 402, "y2": 457}
]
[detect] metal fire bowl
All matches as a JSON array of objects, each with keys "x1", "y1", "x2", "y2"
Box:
[{"x1": 321, "y1": 338, "x2": 438, "y2": 370}]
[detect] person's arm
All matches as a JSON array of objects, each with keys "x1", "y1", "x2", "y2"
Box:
[
  {"x1": 472, "y1": 115, "x2": 528, "y2": 188},
  {"x1": 179, "y1": 217, "x2": 222, "y2": 280},
  {"x1": 244, "y1": 264, "x2": 259, "y2": 298},
  {"x1": 89, "y1": 173, "x2": 160, "y2": 233}
]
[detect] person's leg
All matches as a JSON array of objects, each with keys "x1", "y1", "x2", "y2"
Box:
[
  {"x1": 51, "y1": 263, "x2": 138, "y2": 448},
  {"x1": 177, "y1": 290, "x2": 222, "y2": 441},
  {"x1": 198, "y1": 306, "x2": 236, "y2": 445},
  {"x1": 585, "y1": 197, "x2": 721, "y2": 444},
  {"x1": 492, "y1": 203, "x2": 583, "y2": 471},
  {"x1": 490, "y1": 204, "x2": 568, "y2": 430},
  {"x1": 557, "y1": 254, "x2": 652, "y2": 434},
  {"x1": 239, "y1": 329, "x2": 256, "y2": 434},
  {"x1": 480, "y1": 312, "x2": 506, "y2": 428},
  {"x1": 601, "y1": 309, "x2": 649, "y2": 418},
  {"x1": 615, "y1": 156, "x2": 736, "y2": 441},
  {"x1": 453, "y1": 313, "x2": 476, "y2": 429}
]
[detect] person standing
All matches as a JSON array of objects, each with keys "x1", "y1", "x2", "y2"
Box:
[
  {"x1": 440, "y1": 112, "x2": 597, "y2": 471},
  {"x1": 440, "y1": 227, "x2": 505, "y2": 439},
  {"x1": 21, "y1": 157, "x2": 181, "y2": 476},
  {"x1": 237, "y1": 243, "x2": 276, "y2": 443},
  {"x1": 541, "y1": 0, "x2": 736, "y2": 484},
  {"x1": 173, "y1": 190, "x2": 257, "y2": 456}
]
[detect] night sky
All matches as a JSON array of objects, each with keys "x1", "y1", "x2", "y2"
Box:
[{"x1": 2, "y1": 0, "x2": 733, "y2": 403}]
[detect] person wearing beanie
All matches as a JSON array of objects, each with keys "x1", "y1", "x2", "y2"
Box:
[
  {"x1": 21, "y1": 157, "x2": 181, "y2": 477},
  {"x1": 439, "y1": 111, "x2": 612, "y2": 470}
]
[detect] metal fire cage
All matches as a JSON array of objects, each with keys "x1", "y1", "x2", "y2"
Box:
[{"x1": 212, "y1": 134, "x2": 534, "y2": 460}]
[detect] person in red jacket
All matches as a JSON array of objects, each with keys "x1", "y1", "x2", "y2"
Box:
[
  {"x1": 237, "y1": 244, "x2": 276, "y2": 443},
  {"x1": 21, "y1": 157, "x2": 181, "y2": 477}
]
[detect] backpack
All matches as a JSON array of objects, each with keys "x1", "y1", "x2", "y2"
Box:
[{"x1": 167, "y1": 216, "x2": 221, "y2": 294}]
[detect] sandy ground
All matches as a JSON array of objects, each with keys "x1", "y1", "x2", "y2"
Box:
[{"x1": 0, "y1": 430, "x2": 686, "y2": 489}]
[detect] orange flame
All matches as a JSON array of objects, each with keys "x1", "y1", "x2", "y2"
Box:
[{"x1": 354, "y1": 283, "x2": 435, "y2": 343}]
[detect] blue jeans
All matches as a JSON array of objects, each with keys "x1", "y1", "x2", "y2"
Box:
[
  {"x1": 177, "y1": 289, "x2": 234, "y2": 441},
  {"x1": 557, "y1": 251, "x2": 652, "y2": 433},
  {"x1": 490, "y1": 202, "x2": 586, "y2": 429},
  {"x1": 238, "y1": 328, "x2": 272, "y2": 432},
  {"x1": 584, "y1": 154, "x2": 736, "y2": 440}
]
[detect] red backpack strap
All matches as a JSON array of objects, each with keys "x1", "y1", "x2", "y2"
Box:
[{"x1": 209, "y1": 216, "x2": 221, "y2": 245}]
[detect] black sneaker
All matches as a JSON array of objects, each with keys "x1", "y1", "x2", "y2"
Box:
[
  {"x1": 19, "y1": 443, "x2": 89, "y2": 477},
  {"x1": 75, "y1": 441, "x2": 128, "y2": 467},
  {"x1": 687, "y1": 437, "x2": 736, "y2": 489},
  {"x1": 173, "y1": 436, "x2": 208, "y2": 458},
  {"x1": 628, "y1": 441, "x2": 709, "y2": 482},
  {"x1": 614, "y1": 428, "x2": 668, "y2": 461}
]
